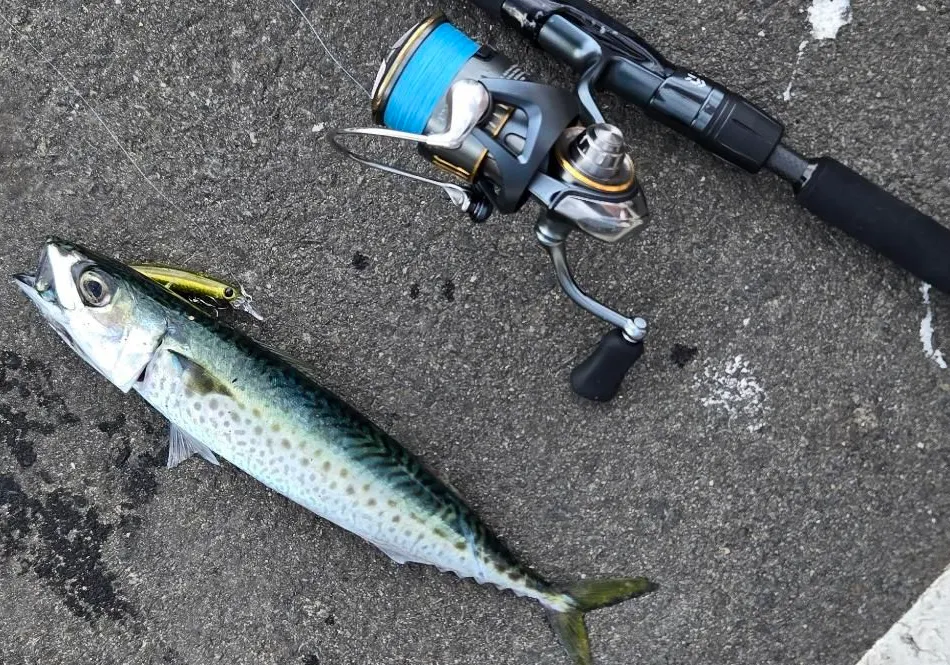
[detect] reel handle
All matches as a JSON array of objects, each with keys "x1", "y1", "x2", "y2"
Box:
[
  {"x1": 536, "y1": 215, "x2": 647, "y2": 401},
  {"x1": 570, "y1": 328, "x2": 644, "y2": 402}
]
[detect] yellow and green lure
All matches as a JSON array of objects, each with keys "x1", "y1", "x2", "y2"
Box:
[{"x1": 130, "y1": 264, "x2": 264, "y2": 321}]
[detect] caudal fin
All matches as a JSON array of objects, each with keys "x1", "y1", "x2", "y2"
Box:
[{"x1": 546, "y1": 577, "x2": 656, "y2": 665}]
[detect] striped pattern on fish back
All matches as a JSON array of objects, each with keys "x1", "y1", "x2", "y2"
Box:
[{"x1": 153, "y1": 299, "x2": 554, "y2": 603}]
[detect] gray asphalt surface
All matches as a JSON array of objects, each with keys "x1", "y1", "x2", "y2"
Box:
[{"x1": 1, "y1": 1, "x2": 949, "y2": 664}]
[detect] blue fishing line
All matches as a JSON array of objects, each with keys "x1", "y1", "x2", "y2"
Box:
[{"x1": 383, "y1": 22, "x2": 479, "y2": 134}]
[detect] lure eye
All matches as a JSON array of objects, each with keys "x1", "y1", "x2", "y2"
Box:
[
  {"x1": 78, "y1": 268, "x2": 112, "y2": 307},
  {"x1": 223, "y1": 287, "x2": 235, "y2": 299}
]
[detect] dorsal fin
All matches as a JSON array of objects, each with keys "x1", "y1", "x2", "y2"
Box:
[{"x1": 256, "y1": 341, "x2": 324, "y2": 380}]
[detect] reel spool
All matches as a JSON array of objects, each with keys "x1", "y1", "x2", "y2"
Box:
[{"x1": 330, "y1": 15, "x2": 651, "y2": 401}]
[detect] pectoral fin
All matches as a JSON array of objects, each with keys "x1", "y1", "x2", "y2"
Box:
[
  {"x1": 167, "y1": 424, "x2": 219, "y2": 468},
  {"x1": 167, "y1": 350, "x2": 236, "y2": 397}
]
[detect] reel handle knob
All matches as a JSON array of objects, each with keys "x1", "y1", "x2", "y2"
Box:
[{"x1": 570, "y1": 328, "x2": 644, "y2": 402}]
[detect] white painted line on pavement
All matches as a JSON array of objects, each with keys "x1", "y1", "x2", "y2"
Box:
[
  {"x1": 855, "y1": 563, "x2": 950, "y2": 665},
  {"x1": 920, "y1": 283, "x2": 948, "y2": 370}
]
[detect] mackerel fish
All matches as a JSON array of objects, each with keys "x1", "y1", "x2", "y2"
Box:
[{"x1": 14, "y1": 238, "x2": 654, "y2": 664}]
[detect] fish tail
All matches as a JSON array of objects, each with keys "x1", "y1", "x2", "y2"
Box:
[{"x1": 544, "y1": 577, "x2": 656, "y2": 665}]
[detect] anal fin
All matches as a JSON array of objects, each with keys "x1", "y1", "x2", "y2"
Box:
[{"x1": 363, "y1": 537, "x2": 434, "y2": 567}]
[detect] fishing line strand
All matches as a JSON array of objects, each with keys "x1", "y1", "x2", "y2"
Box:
[
  {"x1": 0, "y1": 11, "x2": 184, "y2": 214},
  {"x1": 282, "y1": 0, "x2": 371, "y2": 98}
]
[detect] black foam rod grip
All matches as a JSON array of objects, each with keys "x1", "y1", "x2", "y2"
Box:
[
  {"x1": 570, "y1": 329, "x2": 644, "y2": 402},
  {"x1": 797, "y1": 157, "x2": 950, "y2": 294}
]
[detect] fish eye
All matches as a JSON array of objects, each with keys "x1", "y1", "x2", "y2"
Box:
[{"x1": 78, "y1": 268, "x2": 112, "y2": 306}]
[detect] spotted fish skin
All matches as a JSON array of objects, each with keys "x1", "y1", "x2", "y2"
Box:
[
  {"x1": 17, "y1": 239, "x2": 653, "y2": 665},
  {"x1": 135, "y1": 298, "x2": 565, "y2": 608}
]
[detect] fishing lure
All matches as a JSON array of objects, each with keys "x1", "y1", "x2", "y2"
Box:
[{"x1": 130, "y1": 263, "x2": 264, "y2": 321}]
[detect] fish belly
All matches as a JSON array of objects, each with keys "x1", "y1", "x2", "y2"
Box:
[{"x1": 134, "y1": 347, "x2": 501, "y2": 582}]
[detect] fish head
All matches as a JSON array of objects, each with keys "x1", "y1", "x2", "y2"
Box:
[{"x1": 13, "y1": 237, "x2": 169, "y2": 392}]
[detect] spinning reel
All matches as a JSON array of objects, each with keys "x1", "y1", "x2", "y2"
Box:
[{"x1": 330, "y1": 14, "x2": 651, "y2": 401}]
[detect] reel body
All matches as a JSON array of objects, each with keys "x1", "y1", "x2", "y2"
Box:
[{"x1": 330, "y1": 15, "x2": 651, "y2": 401}]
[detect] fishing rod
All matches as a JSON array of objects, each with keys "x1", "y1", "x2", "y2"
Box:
[{"x1": 329, "y1": 3, "x2": 950, "y2": 402}]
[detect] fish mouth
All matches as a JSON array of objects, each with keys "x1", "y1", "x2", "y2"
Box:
[
  {"x1": 13, "y1": 259, "x2": 62, "y2": 323},
  {"x1": 12, "y1": 238, "x2": 84, "y2": 309},
  {"x1": 13, "y1": 261, "x2": 90, "y2": 366},
  {"x1": 12, "y1": 270, "x2": 46, "y2": 304},
  {"x1": 12, "y1": 241, "x2": 77, "y2": 329},
  {"x1": 13, "y1": 239, "x2": 60, "y2": 292},
  {"x1": 12, "y1": 272, "x2": 46, "y2": 317},
  {"x1": 12, "y1": 272, "x2": 37, "y2": 289}
]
